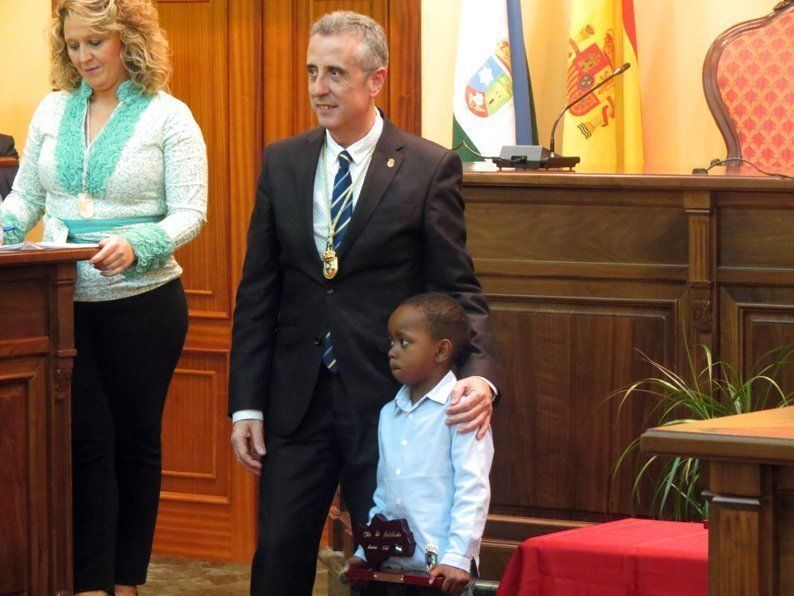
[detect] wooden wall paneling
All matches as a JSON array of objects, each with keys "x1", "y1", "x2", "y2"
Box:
[
  {"x1": 227, "y1": 0, "x2": 265, "y2": 563},
  {"x1": 0, "y1": 360, "x2": 48, "y2": 595},
  {"x1": 386, "y1": 0, "x2": 421, "y2": 134},
  {"x1": 263, "y1": 0, "x2": 298, "y2": 145},
  {"x1": 605, "y1": 301, "x2": 680, "y2": 514},
  {"x1": 720, "y1": 287, "x2": 794, "y2": 401},
  {"x1": 485, "y1": 291, "x2": 678, "y2": 520},
  {"x1": 159, "y1": 0, "x2": 230, "y2": 319},
  {"x1": 720, "y1": 207, "x2": 794, "y2": 270},
  {"x1": 153, "y1": 0, "x2": 262, "y2": 563},
  {"x1": 684, "y1": 191, "x2": 716, "y2": 374},
  {"x1": 161, "y1": 351, "x2": 230, "y2": 498},
  {"x1": 718, "y1": 198, "x2": 794, "y2": 397}
]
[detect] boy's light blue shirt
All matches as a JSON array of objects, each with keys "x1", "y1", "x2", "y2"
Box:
[{"x1": 354, "y1": 371, "x2": 494, "y2": 573}]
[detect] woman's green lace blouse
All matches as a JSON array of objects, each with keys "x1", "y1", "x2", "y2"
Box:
[{"x1": 1, "y1": 81, "x2": 207, "y2": 301}]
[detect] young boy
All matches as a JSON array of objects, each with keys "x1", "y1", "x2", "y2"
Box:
[{"x1": 345, "y1": 293, "x2": 494, "y2": 595}]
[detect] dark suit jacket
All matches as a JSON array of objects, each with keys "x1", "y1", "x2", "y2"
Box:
[
  {"x1": 0, "y1": 134, "x2": 18, "y2": 199},
  {"x1": 0, "y1": 134, "x2": 18, "y2": 158},
  {"x1": 229, "y1": 117, "x2": 500, "y2": 436}
]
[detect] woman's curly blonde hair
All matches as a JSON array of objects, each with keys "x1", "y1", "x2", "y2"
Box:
[{"x1": 50, "y1": 0, "x2": 171, "y2": 94}]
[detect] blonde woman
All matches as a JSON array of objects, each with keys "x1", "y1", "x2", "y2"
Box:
[{"x1": 0, "y1": 1, "x2": 207, "y2": 593}]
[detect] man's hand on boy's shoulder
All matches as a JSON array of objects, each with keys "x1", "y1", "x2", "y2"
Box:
[
  {"x1": 445, "y1": 376, "x2": 493, "y2": 439},
  {"x1": 429, "y1": 563, "x2": 470, "y2": 594}
]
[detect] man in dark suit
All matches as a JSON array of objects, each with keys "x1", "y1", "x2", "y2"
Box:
[{"x1": 229, "y1": 11, "x2": 500, "y2": 595}]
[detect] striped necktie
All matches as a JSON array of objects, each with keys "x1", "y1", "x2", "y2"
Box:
[{"x1": 322, "y1": 150, "x2": 353, "y2": 373}]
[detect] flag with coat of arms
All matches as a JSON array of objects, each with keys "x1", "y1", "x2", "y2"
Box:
[
  {"x1": 562, "y1": 0, "x2": 644, "y2": 167},
  {"x1": 452, "y1": 0, "x2": 538, "y2": 161}
]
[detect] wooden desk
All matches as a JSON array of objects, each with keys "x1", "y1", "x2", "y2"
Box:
[
  {"x1": 0, "y1": 249, "x2": 96, "y2": 595},
  {"x1": 642, "y1": 407, "x2": 794, "y2": 595},
  {"x1": 460, "y1": 166, "x2": 794, "y2": 578}
]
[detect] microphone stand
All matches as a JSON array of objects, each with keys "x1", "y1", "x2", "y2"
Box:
[
  {"x1": 493, "y1": 62, "x2": 631, "y2": 170},
  {"x1": 548, "y1": 62, "x2": 631, "y2": 156}
]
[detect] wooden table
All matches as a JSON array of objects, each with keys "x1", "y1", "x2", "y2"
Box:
[
  {"x1": 0, "y1": 248, "x2": 96, "y2": 595},
  {"x1": 642, "y1": 407, "x2": 794, "y2": 595}
]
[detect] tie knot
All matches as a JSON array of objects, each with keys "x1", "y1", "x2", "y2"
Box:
[{"x1": 338, "y1": 150, "x2": 352, "y2": 169}]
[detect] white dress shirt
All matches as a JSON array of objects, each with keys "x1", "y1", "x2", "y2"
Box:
[
  {"x1": 353, "y1": 371, "x2": 494, "y2": 573},
  {"x1": 311, "y1": 110, "x2": 384, "y2": 255}
]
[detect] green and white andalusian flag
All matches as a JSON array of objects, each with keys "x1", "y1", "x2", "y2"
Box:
[{"x1": 452, "y1": 0, "x2": 538, "y2": 161}]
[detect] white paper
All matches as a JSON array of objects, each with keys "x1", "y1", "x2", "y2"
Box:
[{"x1": 0, "y1": 241, "x2": 99, "y2": 252}]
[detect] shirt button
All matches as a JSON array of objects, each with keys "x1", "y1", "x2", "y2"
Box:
[
  {"x1": 401, "y1": 439, "x2": 408, "y2": 446},
  {"x1": 325, "y1": 287, "x2": 334, "y2": 295},
  {"x1": 395, "y1": 498, "x2": 402, "y2": 505},
  {"x1": 408, "y1": 414, "x2": 413, "y2": 419},
  {"x1": 395, "y1": 469, "x2": 401, "y2": 475},
  {"x1": 312, "y1": 336, "x2": 321, "y2": 346}
]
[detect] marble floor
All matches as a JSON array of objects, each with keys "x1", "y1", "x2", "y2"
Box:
[{"x1": 140, "y1": 549, "x2": 346, "y2": 595}]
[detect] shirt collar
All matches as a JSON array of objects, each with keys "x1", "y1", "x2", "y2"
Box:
[
  {"x1": 324, "y1": 108, "x2": 383, "y2": 164},
  {"x1": 393, "y1": 370, "x2": 458, "y2": 413}
]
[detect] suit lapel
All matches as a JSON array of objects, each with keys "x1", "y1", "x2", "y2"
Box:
[
  {"x1": 295, "y1": 129, "x2": 325, "y2": 271},
  {"x1": 337, "y1": 119, "x2": 405, "y2": 260}
]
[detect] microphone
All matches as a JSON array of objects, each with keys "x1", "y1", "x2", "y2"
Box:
[
  {"x1": 548, "y1": 62, "x2": 631, "y2": 156},
  {"x1": 493, "y1": 62, "x2": 631, "y2": 170}
]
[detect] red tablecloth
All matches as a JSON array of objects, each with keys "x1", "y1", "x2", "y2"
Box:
[{"x1": 496, "y1": 518, "x2": 707, "y2": 596}]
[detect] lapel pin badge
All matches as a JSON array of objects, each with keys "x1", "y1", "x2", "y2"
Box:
[{"x1": 387, "y1": 157, "x2": 395, "y2": 168}]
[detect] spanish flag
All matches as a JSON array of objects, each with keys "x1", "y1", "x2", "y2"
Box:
[{"x1": 562, "y1": 0, "x2": 644, "y2": 168}]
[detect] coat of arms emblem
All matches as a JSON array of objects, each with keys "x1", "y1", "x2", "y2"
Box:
[
  {"x1": 464, "y1": 39, "x2": 514, "y2": 119},
  {"x1": 567, "y1": 25, "x2": 617, "y2": 139}
]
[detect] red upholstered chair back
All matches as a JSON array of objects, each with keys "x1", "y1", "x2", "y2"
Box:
[{"x1": 703, "y1": 1, "x2": 794, "y2": 169}]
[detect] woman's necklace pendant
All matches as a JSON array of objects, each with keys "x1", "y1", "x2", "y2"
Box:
[
  {"x1": 322, "y1": 244, "x2": 339, "y2": 279},
  {"x1": 77, "y1": 192, "x2": 95, "y2": 219}
]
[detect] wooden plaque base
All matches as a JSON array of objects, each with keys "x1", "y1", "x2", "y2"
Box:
[{"x1": 345, "y1": 567, "x2": 445, "y2": 589}]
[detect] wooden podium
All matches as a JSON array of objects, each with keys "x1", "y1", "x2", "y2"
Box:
[
  {"x1": 0, "y1": 248, "x2": 96, "y2": 595},
  {"x1": 642, "y1": 407, "x2": 794, "y2": 595}
]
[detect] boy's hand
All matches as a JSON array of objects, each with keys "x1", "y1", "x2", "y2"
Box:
[
  {"x1": 342, "y1": 556, "x2": 369, "y2": 587},
  {"x1": 428, "y1": 564, "x2": 470, "y2": 594},
  {"x1": 343, "y1": 556, "x2": 367, "y2": 572}
]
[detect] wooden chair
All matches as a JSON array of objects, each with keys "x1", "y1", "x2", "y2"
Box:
[{"x1": 702, "y1": 1, "x2": 793, "y2": 169}]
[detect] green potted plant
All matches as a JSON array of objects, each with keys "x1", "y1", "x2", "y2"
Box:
[{"x1": 612, "y1": 343, "x2": 793, "y2": 521}]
